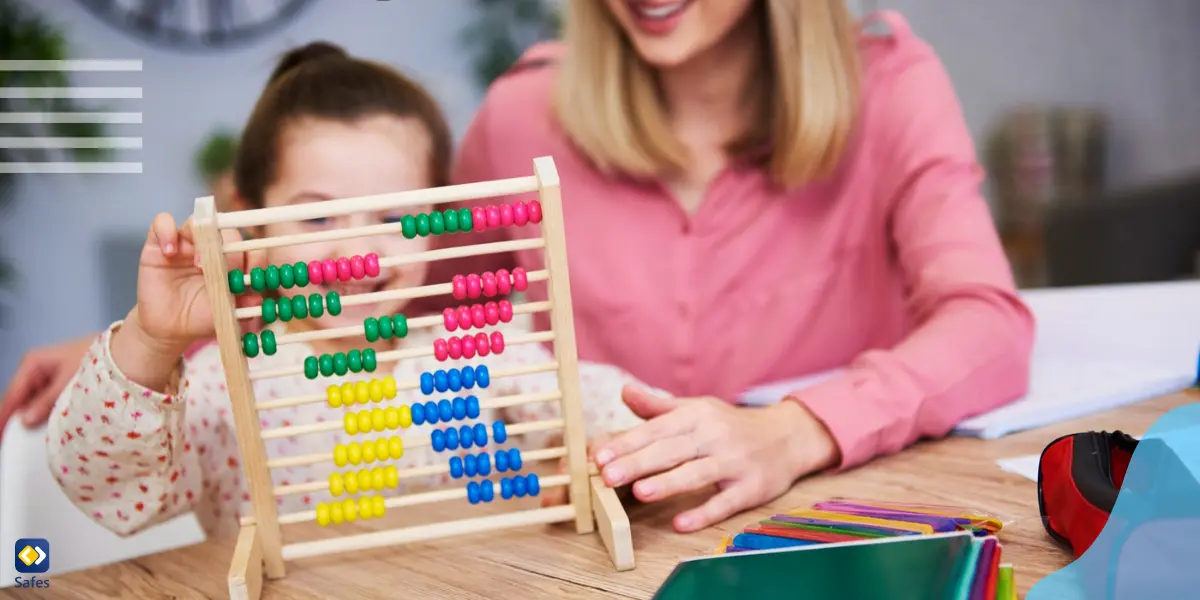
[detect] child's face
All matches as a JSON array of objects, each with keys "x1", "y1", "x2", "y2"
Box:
[{"x1": 256, "y1": 114, "x2": 434, "y2": 331}]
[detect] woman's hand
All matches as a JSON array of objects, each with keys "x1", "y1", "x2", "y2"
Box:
[
  {"x1": 0, "y1": 334, "x2": 96, "y2": 440},
  {"x1": 539, "y1": 431, "x2": 631, "y2": 507},
  {"x1": 592, "y1": 387, "x2": 841, "y2": 533}
]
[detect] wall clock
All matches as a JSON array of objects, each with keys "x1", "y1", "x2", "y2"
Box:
[{"x1": 74, "y1": 0, "x2": 319, "y2": 51}]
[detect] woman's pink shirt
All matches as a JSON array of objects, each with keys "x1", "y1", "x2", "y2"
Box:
[{"x1": 428, "y1": 11, "x2": 1035, "y2": 469}]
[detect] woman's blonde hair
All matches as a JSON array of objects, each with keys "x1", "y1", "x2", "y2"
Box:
[{"x1": 553, "y1": 0, "x2": 861, "y2": 190}]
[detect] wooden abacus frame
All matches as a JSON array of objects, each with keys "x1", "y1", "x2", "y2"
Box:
[{"x1": 191, "y1": 156, "x2": 633, "y2": 600}]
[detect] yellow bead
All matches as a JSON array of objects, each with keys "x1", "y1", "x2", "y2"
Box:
[
  {"x1": 341, "y1": 382, "x2": 355, "y2": 405},
  {"x1": 344, "y1": 472, "x2": 359, "y2": 495},
  {"x1": 329, "y1": 473, "x2": 344, "y2": 496},
  {"x1": 326, "y1": 385, "x2": 342, "y2": 408},
  {"x1": 372, "y1": 495, "x2": 386, "y2": 517},
  {"x1": 382, "y1": 376, "x2": 397, "y2": 399},
  {"x1": 374, "y1": 438, "x2": 389, "y2": 459},
  {"x1": 357, "y1": 469, "x2": 373, "y2": 491},
  {"x1": 355, "y1": 381, "x2": 370, "y2": 404},
  {"x1": 343, "y1": 498, "x2": 358, "y2": 522},
  {"x1": 388, "y1": 436, "x2": 404, "y2": 460},
  {"x1": 371, "y1": 408, "x2": 386, "y2": 432},
  {"x1": 385, "y1": 406, "x2": 400, "y2": 430},
  {"x1": 316, "y1": 502, "x2": 331, "y2": 526},
  {"x1": 358, "y1": 410, "x2": 372, "y2": 432},
  {"x1": 330, "y1": 502, "x2": 344, "y2": 524},
  {"x1": 347, "y1": 442, "x2": 362, "y2": 465},
  {"x1": 397, "y1": 404, "x2": 412, "y2": 429},
  {"x1": 369, "y1": 379, "x2": 384, "y2": 402},
  {"x1": 333, "y1": 444, "x2": 348, "y2": 467},
  {"x1": 371, "y1": 467, "x2": 386, "y2": 490},
  {"x1": 344, "y1": 412, "x2": 358, "y2": 436},
  {"x1": 384, "y1": 465, "x2": 399, "y2": 488},
  {"x1": 359, "y1": 495, "x2": 373, "y2": 519},
  {"x1": 362, "y1": 441, "x2": 377, "y2": 463}
]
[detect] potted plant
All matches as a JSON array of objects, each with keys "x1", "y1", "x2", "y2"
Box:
[{"x1": 195, "y1": 129, "x2": 238, "y2": 210}]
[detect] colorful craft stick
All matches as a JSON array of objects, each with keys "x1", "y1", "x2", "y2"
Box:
[
  {"x1": 730, "y1": 532, "x2": 822, "y2": 551},
  {"x1": 996, "y1": 564, "x2": 1015, "y2": 600},
  {"x1": 780, "y1": 509, "x2": 937, "y2": 534},
  {"x1": 762, "y1": 517, "x2": 918, "y2": 538},
  {"x1": 746, "y1": 525, "x2": 868, "y2": 544}
]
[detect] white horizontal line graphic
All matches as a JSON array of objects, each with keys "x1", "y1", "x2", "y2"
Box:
[
  {"x1": 0, "y1": 60, "x2": 143, "y2": 71},
  {"x1": 0, "y1": 137, "x2": 142, "y2": 149},
  {"x1": 0, "y1": 87, "x2": 142, "y2": 99},
  {"x1": 0, "y1": 112, "x2": 142, "y2": 124},
  {"x1": 0, "y1": 162, "x2": 143, "y2": 174}
]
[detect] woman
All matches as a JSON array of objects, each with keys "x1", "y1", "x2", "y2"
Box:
[{"x1": 2, "y1": 1, "x2": 1033, "y2": 533}]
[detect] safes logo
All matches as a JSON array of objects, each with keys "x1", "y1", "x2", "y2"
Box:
[{"x1": 14, "y1": 539, "x2": 48, "y2": 573}]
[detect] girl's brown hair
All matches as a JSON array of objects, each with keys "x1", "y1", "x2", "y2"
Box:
[{"x1": 234, "y1": 41, "x2": 453, "y2": 207}]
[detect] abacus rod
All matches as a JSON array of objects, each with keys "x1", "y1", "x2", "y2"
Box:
[
  {"x1": 216, "y1": 176, "x2": 539, "y2": 229},
  {"x1": 272, "y1": 446, "x2": 568, "y2": 497},
  {"x1": 232, "y1": 269, "x2": 550, "y2": 320},
  {"x1": 277, "y1": 504, "x2": 578, "y2": 562},
  {"x1": 248, "y1": 330, "x2": 556, "y2": 381},
  {"x1": 265, "y1": 418, "x2": 563, "y2": 469},
  {"x1": 253, "y1": 360, "x2": 559, "y2": 411},
  {"x1": 259, "y1": 390, "x2": 561, "y2": 440},
  {"x1": 262, "y1": 300, "x2": 551, "y2": 349},
  {"x1": 227, "y1": 237, "x2": 543, "y2": 275}
]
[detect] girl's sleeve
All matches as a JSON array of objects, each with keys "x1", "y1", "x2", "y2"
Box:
[{"x1": 45, "y1": 321, "x2": 240, "y2": 536}]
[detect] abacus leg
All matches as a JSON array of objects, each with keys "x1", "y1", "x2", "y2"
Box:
[
  {"x1": 590, "y1": 475, "x2": 634, "y2": 571},
  {"x1": 228, "y1": 525, "x2": 264, "y2": 600}
]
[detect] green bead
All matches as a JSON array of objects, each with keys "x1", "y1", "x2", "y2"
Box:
[
  {"x1": 250, "y1": 268, "x2": 266, "y2": 292},
  {"x1": 362, "y1": 348, "x2": 377, "y2": 372},
  {"x1": 378, "y1": 315, "x2": 394, "y2": 339},
  {"x1": 292, "y1": 295, "x2": 308, "y2": 319},
  {"x1": 304, "y1": 356, "x2": 319, "y2": 379},
  {"x1": 458, "y1": 208, "x2": 473, "y2": 231},
  {"x1": 265, "y1": 265, "x2": 281, "y2": 290},
  {"x1": 261, "y1": 330, "x2": 277, "y2": 356},
  {"x1": 278, "y1": 296, "x2": 294, "y2": 321},
  {"x1": 319, "y1": 354, "x2": 334, "y2": 377},
  {"x1": 261, "y1": 298, "x2": 277, "y2": 324},
  {"x1": 242, "y1": 332, "x2": 259, "y2": 357},
  {"x1": 443, "y1": 209, "x2": 459, "y2": 233},
  {"x1": 294, "y1": 262, "x2": 309, "y2": 287},
  {"x1": 332, "y1": 352, "x2": 348, "y2": 376},
  {"x1": 415, "y1": 213, "x2": 430, "y2": 236},
  {"x1": 364, "y1": 318, "x2": 380, "y2": 342},
  {"x1": 279, "y1": 263, "x2": 295, "y2": 289},
  {"x1": 228, "y1": 269, "x2": 246, "y2": 294},
  {"x1": 326, "y1": 291, "x2": 342, "y2": 316},
  {"x1": 429, "y1": 211, "x2": 445, "y2": 235},
  {"x1": 393, "y1": 314, "x2": 408, "y2": 338},
  {"x1": 308, "y1": 293, "x2": 324, "y2": 318},
  {"x1": 401, "y1": 215, "x2": 417, "y2": 239},
  {"x1": 347, "y1": 349, "x2": 362, "y2": 373}
]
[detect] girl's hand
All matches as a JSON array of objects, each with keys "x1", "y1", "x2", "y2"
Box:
[{"x1": 592, "y1": 387, "x2": 841, "y2": 533}]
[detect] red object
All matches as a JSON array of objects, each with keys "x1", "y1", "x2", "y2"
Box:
[
  {"x1": 1037, "y1": 430, "x2": 1138, "y2": 558},
  {"x1": 433, "y1": 339, "x2": 449, "y2": 361},
  {"x1": 451, "y1": 275, "x2": 467, "y2": 300},
  {"x1": 447, "y1": 337, "x2": 462, "y2": 360},
  {"x1": 511, "y1": 268, "x2": 527, "y2": 291},
  {"x1": 472, "y1": 304, "x2": 487, "y2": 328},
  {"x1": 498, "y1": 204, "x2": 514, "y2": 227},
  {"x1": 364, "y1": 253, "x2": 380, "y2": 277},
  {"x1": 308, "y1": 261, "x2": 324, "y2": 285},
  {"x1": 471, "y1": 207, "x2": 487, "y2": 232},
  {"x1": 484, "y1": 302, "x2": 499, "y2": 326},
  {"x1": 496, "y1": 269, "x2": 512, "y2": 295},
  {"x1": 350, "y1": 255, "x2": 366, "y2": 279},
  {"x1": 457, "y1": 306, "x2": 473, "y2": 329},
  {"x1": 528, "y1": 201, "x2": 542, "y2": 223},
  {"x1": 336, "y1": 257, "x2": 352, "y2": 282},
  {"x1": 321, "y1": 259, "x2": 337, "y2": 283},
  {"x1": 461, "y1": 335, "x2": 477, "y2": 359},
  {"x1": 490, "y1": 331, "x2": 505, "y2": 354},
  {"x1": 443, "y1": 308, "x2": 458, "y2": 331},
  {"x1": 512, "y1": 202, "x2": 529, "y2": 226},
  {"x1": 486, "y1": 205, "x2": 501, "y2": 228},
  {"x1": 498, "y1": 300, "x2": 513, "y2": 323},
  {"x1": 481, "y1": 272, "x2": 498, "y2": 297},
  {"x1": 466, "y1": 273, "x2": 482, "y2": 298},
  {"x1": 475, "y1": 333, "x2": 490, "y2": 357}
]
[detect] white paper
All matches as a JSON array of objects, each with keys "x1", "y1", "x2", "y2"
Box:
[
  {"x1": 995, "y1": 454, "x2": 1042, "y2": 482},
  {"x1": 736, "y1": 368, "x2": 843, "y2": 406}
]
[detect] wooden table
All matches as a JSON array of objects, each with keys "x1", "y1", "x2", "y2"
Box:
[{"x1": 10, "y1": 392, "x2": 1194, "y2": 599}]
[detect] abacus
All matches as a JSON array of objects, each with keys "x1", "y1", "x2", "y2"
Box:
[{"x1": 191, "y1": 157, "x2": 634, "y2": 600}]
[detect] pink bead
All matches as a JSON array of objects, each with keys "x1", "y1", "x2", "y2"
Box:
[
  {"x1": 485, "y1": 205, "x2": 501, "y2": 229},
  {"x1": 433, "y1": 339, "x2": 449, "y2": 362},
  {"x1": 472, "y1": 207, "x2": 487, "y2": 232},
  {"x1": 484, "y1": 302, "x2": 500, "y2": 325},
  {"x1": 471, "y1": 304, "x2": 487, "y2": 328},
  {"x1": 499, "y1": 204, "x2": 514, "y2": 227},
  {"x1": 308, "y1": 261, "x2": 324, "y2": 285},
  {"x1": 512, "y1": 268, "x2": 528, "y2": 291},
  {"x1": 456, "y1": 306, "x2": 473, "y2": 330},
  {"x1": 528, "y1": 201, "x2": 543, "y2": 223},
  {"x1": 498, "y1": 300, "x2": 513, "y2": 323},
  {"x1": 451, "y1": 275, "x2": 468, "y2": 300},
  {"x1": 461, "y1": 335, "x2": 476, "y2": 359},
  {"x1": 350, "y1": 255, "x2": 366, "y2": 279},
  {"x1": 322, "y1": 259, "x2": 338, "y2": 283},
  {"x1": 481, "y1": 272, "x2": 498, "y2": 297},
  {"x1": 466, "y1": 274, "x2": 482, "y2": 299},
  {"x1": 443, "y1": 308, "x2": 458, "y2": 332},
  {"x1": 364, "y1": 253, "x2": 380, "y2": 277},
  {"x1": 447, "y1": 336, "x2": 463, "y2": 360},
  {"x1": 490, "y1": 331, "x2": 505, "y2": 354},
  {"x1": 336, "y1": 257, "x2": 353, "y2": 282},
  {"x1": 474, "y1": 333, "x2": 490, "y2": 357},
  {"x1": 495, "y1": 269, "x2": 512, "y2": 295},
  {"x1": 512, "y1": 202, "x2": 529, "y2": 226}
]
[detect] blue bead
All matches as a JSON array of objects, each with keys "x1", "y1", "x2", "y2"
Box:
[
  {"x1": 461, "y1": 366, "x2": 475, "y2": 388},
  {"x1": 411, "y1": 402, "x2": 426, "y2": 426},
  {"x1": 466, "y1": 396, "x2": 480, "y2": 419},
  {"x1": 467, "y1": 481, "x2": 480, "y2": 504},
  {"x1": 445, "y1": 427, "x2": 460, "y2": 451},
  {"x1": 481, "y1": 479, "x2": 495, "y2": 502},
  {"x1": 477, "y1": 365, "x2": 490, "y2": 388},
  {"x1": 449, "y1": 456, "x2": 463, "y2": 478},
  {"x1": 438, "y1": 399, "x2": 453, "y2": 422},
  {"x1": 493, "y1": 420, "x2": 507, "y2": 444},
  {"x1": 473, "y1": 423, "x2": 487, "y2": 447},
  {"x1": 431, "y1": 429, "x2": 446, "y2": 452},
  {"x1": 527, "y1": 473, "x2": 540, "y2": 496},
  {"x1": 496, "y1": 449, "x2": 509, "y2": 472},
  {"x1": 513, "y1": 475, "x2": 528, "y2": 498},
  {"x1": 459, "y1": 425, "x2": 474, "y2": 449},
  {"x1": 424, "y1": 401, "x2": 439, "y2": 424},
  {"x1": 452, "y1": 397, "x2": 466, "y2": 420},
  {"x1": 463, "y1": 454, "x2": 477, "y2": 477},
  {"x1": 508, "y1": 448, "x2": 522, "y2": 471},
  {"x1": 420, "y1": 372, "x2": 434, "y2": 395},
  {"x1": 434, "y1": 369, "x2": 449, "y2": 393},
  {"x1": 447, "y1": 369, "x2": 462, "y2": 392},
  {"x1": 500, "y1": 477, "x2": 513, "y2": 499},
  {"x1": 477, "y1": 452, "x2": 491, "y2": 476}
]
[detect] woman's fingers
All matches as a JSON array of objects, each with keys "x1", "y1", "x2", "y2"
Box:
[
  {"x1": 600, "y1": 434, "x2": 699, "y2": 488},
  {"x1": 632, "y1": 455, "x2": 723, "y2": 503},
  {"x1": 595, "y1": 393, "x2": 694, "y2": 467},
  {"x1": 673, "y1": 479, "x2": 759, "y2": 533}
]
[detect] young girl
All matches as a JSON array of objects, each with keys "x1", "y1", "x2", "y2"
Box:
[{"x1": 46, "y1": 42, "x2": 651, "y2": 538}]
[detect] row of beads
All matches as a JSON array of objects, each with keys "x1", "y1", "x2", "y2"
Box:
[
  {"x1": 303, "y1": 349, "x2": 378, "y2": 380},
  {"x1": 333, "y1": 436, "x2": 405, "y2": 467},
  {"x1": 329, "y1": 465, "x2": 400, "y2": 496},
  {"x1": 229, "y1": 255, "x2": 380, "y2": 295},
  {"x1": 315, "y1": 495, "x2": 386, "y2": 526},
  {"x1": 451, "y1": 269, "x2": 528, "y2": 301},
  {"x1": 263, "y1": 291, "x2": 341, "y2": 324},
  {"x1": 449, "y1": 448, "x2": 523, "y2": 479},
  {"x1": 363, "y1": 314, "x2": 409, "y2": 342},
  {"x1": 443, "y1": 301, "x2": 514, "y2": 332},
  {"x1": 419, "y1": 365, "x2": 491, "y2": 395},
  {"x1": 466, "y1": 474, "x2": 541, "y2": 504},
  {"x1": 433, "y1": 332, "x2": 505, "y2": 362},
  {"x1": 326, "y1": 376, "x2": 397, "y2": 408},
  {"x1": 411, "y1": 396, "x2": 482, "y2": 426},
  {"x1": 398, "y1": 201, "x2": 543, "y2": 240},
  {"x1": 242, "y1": 330, "x2": 276, "y2": 357},
  {"x1": 343, "y1": 406, "x2": 413, "y2": 436},
  {"x1": 431, "y1": 423, "x2": 490, "y2": 452}
]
